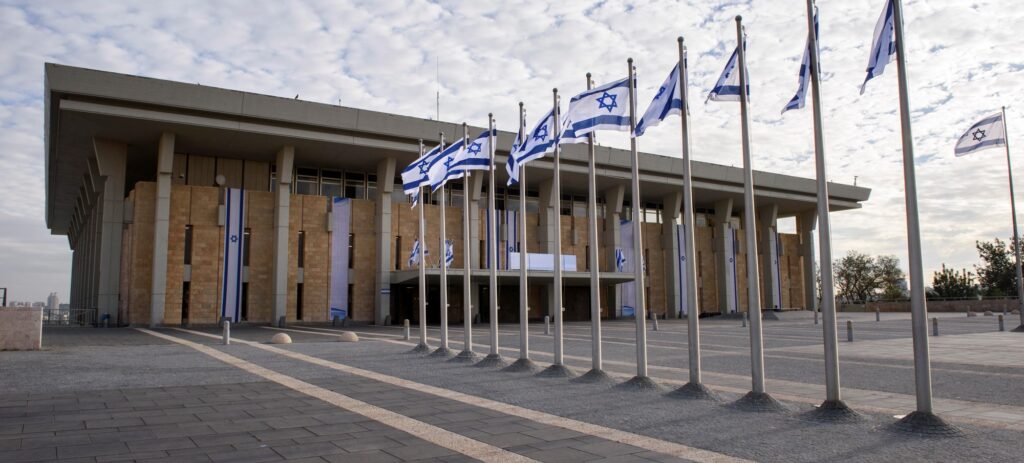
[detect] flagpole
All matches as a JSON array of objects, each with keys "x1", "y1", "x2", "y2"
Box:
[
  {"x1": 506, "y1": 102, "x2": 537, "y2": 372},
  {"x1": 676, "y1": 37, "x2": 711, "y2": 397},
  {"x1": 415, "y1": 140, "x2": 431, "y2": 353},
  {"x1": 481, "y1": 114, "x2": 505, "y2": 366},
  {"x1": 433, "y1": 132, "x2": 451, "y2": 357},
  {"x1": 538, "y1": 88, "x2": 573, "y2": 378},
  {"x1": 625, "y1": 58, "x2": 655, "y2": 388},
  {"x1": 1003, "y1": 106, "x2": 1024, "y2": 329},
  {"x1": 803, "y1": 0, "x2": 851, "y2": 415},
  {"x1": 456, "y1": 123, "x2": 476, "y2": 361},
  {"x1": 891, "y1": 0, "x2": 953, "y2": 430},
  {"x1": 735, "y1": 16, "x2": 774, "y2": 407},
  {"x1": 582, "y1": 73, "x2": 607, "y2": 381}
]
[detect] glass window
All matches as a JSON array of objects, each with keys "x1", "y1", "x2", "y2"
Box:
[
  {"x1": 296, "y1": 283, "x2": 304, "y2": 320},
  {"x1": 368, "y1": 174, "x2": 378, "y2": 201},
  {"x1": 242, "y1": 228, "x2": 251, "y2": 266},
  {"x1": 184, "y1": 225, "x2": 193, "y2": 265},
  {"x1": 270, "y1": 164, "x2": 277, "y2": 192},
  {"x1": 450, "y1": 183, "x2": 464, "y2": 209},
  {"x1": 349, "y1": 233, "x2": 355, "y2": 269},
  {"x1": 345, "y1": 172, "x2": 365, "y2": 199},
  {"x1": 561, "y1": 193, "x2": 571, "y2": 216},
  {"x1": 295, "y1": 167, "x2": 319, "y2": 196},
  {"x1": 573, "y1": 195, "x2": 587, "y2": 218},
  {"x1": 297, "y1": 231, "x2": 305, "y2": 268},
  {"x1": 395, "y1": 236, "x2": 402, "y2": 270},
  {"x1": 321, "y1": 169, "x2": 342, "y2": 198}
]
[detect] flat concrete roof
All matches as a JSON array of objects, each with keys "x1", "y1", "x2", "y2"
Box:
[{"x1": 44, "y1": 63, "x2": 871, "y2": 236}]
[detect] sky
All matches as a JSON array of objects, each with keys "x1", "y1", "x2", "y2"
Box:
[{"x1": 0, "y1": 0, "x2": 1021, "y2": 303}]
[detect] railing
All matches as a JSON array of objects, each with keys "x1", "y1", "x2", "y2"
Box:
[{"x1": 43, "y1": 308, "x2": 97, "y2": 327}]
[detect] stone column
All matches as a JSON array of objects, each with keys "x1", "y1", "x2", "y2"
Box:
[
  {"x1": 758, "y1": 204, "x2": 780, "y2": 310},
  {"x1": 661, "y1": 192, "x2": 683, "y2": 318},
  {"x1": 604, "y1": 185, "x2": 625, "y2": 317},
  {"x1": 714, "y1": 199, "x2": 734, "y2": 314},
  {"x1": 93, "y1": 139, "x2": 127, "y2": 323},
  {"x1": 150, "y1": 133, "x2": 174, "y2": 327},
  {"x1": 538, "y1": 179, "x2": 556, "y2": 318},
  {"x1": 374, "y1": 158, "x2": 396, "y2": 325},
  {"x1": 272, "y1": 146, "x2": 294, "y2": 327},
  {"x1": 797, "y1": 211, "x2": 818, "y2": 311},
  {"x1": 469, "y1": 173, "x2": 484, "y2": 321}
]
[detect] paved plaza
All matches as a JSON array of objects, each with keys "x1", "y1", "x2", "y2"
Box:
[{"x1": 2, "y1": 312, "x2": 1023, "y2": 462}]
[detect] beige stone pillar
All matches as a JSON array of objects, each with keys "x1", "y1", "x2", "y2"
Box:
[
  {"x1": 271, "y1": 146, "x2": 294, "y2": 326},
  {"x1": 797, "y1": 211, "x2": 818, "y2": 311},
  {"x1": 150, "y1": 133, "x2": 174, "y2": 327},
  {"x1": 604, "y1": 185, "x2": 625, "y2": 317},
  {"x1": 714, "y1": 199, "x2": 735, "y2": 314},
  {"x1": 661, "y1": 192, "x2": 683, "y2": 318},
  {"x1": 758, "y1": 204, "x2": 780, "y2": 310},
  {"x1": 93, "y1": 139, "x2": 127, "y2": 323},
  {"x1": 374, "y1": 157, "x2": 396, "y2": 325}
]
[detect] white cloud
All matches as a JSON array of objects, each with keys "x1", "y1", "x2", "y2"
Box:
[{"x1": 0, "y1": 0, "x2": 1021, "y2": 302}]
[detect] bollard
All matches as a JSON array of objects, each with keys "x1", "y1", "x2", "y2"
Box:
[
  {"x1": 278, "y1": 316, "x2": 286, "y2": 328},
  {"x1": 652, "y1": 312, "x2": 660, "y2": 331},
  {"x1": 999, "y1": 314, "x2": 1005, "y2": 332},
  {"x1": 403, "y1": 319, "x2": 410, "y2": 340},
  {"x1": 742, "y1": 311, "x2": 747, "y2": 327},
  {"x1": 814, "y1": 308, "x2": 819, "y2": 325},
  {"x1": 222, "y1": 320, "x2": 230, "y2": 346},
  {"x1": 847, "y1": 320, "x2": 853, "y2": 342},
  {"x1": 876, "y1": 308, "x2": 880, "y2": 322},
  {"x1": 544, "y1": 315, "x2": 550, "y2": 335},
  {"x1": 932, "y1": 317, "x2": 939, "y2": 336}
]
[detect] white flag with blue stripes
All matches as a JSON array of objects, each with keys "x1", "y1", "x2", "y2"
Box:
[
  {"x1": 560, "y1": 76, "x2": 632, "y2": 145},
  {"x1": 219, "y1": 188, "x2": 245, "y2": 323},
  {"x1": 445, "y1": 239, "x2": 455, "y2": 268},
  {"x1": 783, "y1": 9, "x2": 819, "y2": 114},
  {"x1": 615, "y1": 248, "x2": 626, "y2": 272},
  {"x1": 427, "y1": 139, "x2": 465, "y2": 191},
  {"x1": 402, "y1": 143, "x2": 442, "y2": 197},
  {"x1": 706, "y1": 39, "x2": 748, "y2": 103},
  {"x1": 507, "y1": 108, "x2": 557, "y2": 186},
  {"x1": 955, "y1": 112, "x2": 1006, "y2": 157},
  {"x1": 460, "y1": 129, "x2": 496, "y2": 172},
  {"x1": 408, "y1": 239, "x2": 428, "y2": 267},
  {"x1": 860, "y1": 0, "x2": 896, "y2": 95},
  {"x1": 635, "y1": 64, "x2": 683, "y2": 137}
]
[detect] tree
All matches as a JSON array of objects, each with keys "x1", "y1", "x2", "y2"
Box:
[
  {"x1": 930, "y1": 265, "x2": 976, "y2": 299},
  {"x1": 975, "y1": 238, "x2": 1018, "y2": 296},
  {"x1": 834, "y1": 251, "x2": 907, "y2": 302}
]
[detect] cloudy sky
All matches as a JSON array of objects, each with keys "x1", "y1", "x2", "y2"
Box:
[{"x1": 1, "y1": 0, "x2": 1021, "y2": 303}]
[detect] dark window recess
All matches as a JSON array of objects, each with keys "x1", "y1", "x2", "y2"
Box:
[
  {"x1": 296, "y1": 283, "x2": 304, "y2": 320},
  {"x1": 297, "y1": 231, "x2": 306, "y2": 268},
  {"x1": 184, "y1": 225, "x2": 193, "y2": 265},
  {"x1": 585, "y1": 245, "x2": 590, "y2": 270},
  {"x1": 349, "y1": 233, "x2": 355, "y2": 269},
  {"x1": 242, "y1": 228, "x2": 251, "y2": 266},
  {"x1": 240, "y1": 282, "x2": 249, "y2": 321},
  {"x1": 395, "y1": 236, "x2": 402, "y2": 270},
  {"x1": 347, "y1": 284, "x2": 354, "y2": 314},
  {"x1": 181, "y1": 282, "x2": 191, "y2": 324}
]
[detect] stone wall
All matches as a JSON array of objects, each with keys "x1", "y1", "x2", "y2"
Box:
[
  {"x1": 0, "y1": 308, "x2": 42, "y2": 350},
  {"x1": 846, "y1": 299, "x2": 1021, "y2": 313}
]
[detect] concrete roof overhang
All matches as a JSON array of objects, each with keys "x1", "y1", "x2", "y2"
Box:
[
  {"x1": 390, "y1": 269, "x2": 635, "y2": 286},
  {"x1": 44, "y1": 63, "x2": 871, "y2": 237}
]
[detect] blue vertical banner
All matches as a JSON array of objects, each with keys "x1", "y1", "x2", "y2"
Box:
[
  {"x1": 505, "y1": 209, "x2": 518, "y2": 270},
  {"x1": 329, "y1": 197, "x2": 352, "y2": 321},
  {"x1": 220, "y1": 188, "x2": 245, "y2": 322},
  {"x1": 768, "y1": 227, "x2": 783, "y2": 310},
  {"x1": 619, "y1": 220, "x2": 636, "y2": 317},
  {"x1": 723, "y1": 227, "x2": 739, "y2": 314},
  {"x1": 676, "y1": 223, "x2": 689, "y2": 317}
]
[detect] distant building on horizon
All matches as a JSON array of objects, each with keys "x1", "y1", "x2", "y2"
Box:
[{"x1": 47, "y1": 292, "x2": 60, "y2": 312}]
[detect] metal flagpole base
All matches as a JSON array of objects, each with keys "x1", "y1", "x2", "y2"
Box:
[
  {"x1": 731, "y1": 391, "x2": 788, "y2": 412},
  {"x1": 801, "y1": 399, "x2": 863, "y2": 423},
  {"x1": 428, "y1": 346, "x2": 454, "y2": 358},
  {"x1": 473, "y1": 353, "x2": 507, "y2": 368},
  {"x1": 448, "y1": 350, "x2": 480, "y2": 363},
  {"x1": 667, "y1": 382, "x2": 720, "y2": 401},
  {"x1": 536, "y1": 364, "x2": 577, "y2": 379},
  {"x1": 408, "y1": 343, "x2": 432, "y2": 354},
  {"x1": 570, "y1": 368, "x2": 614, "y2": 384},
  {"x1": 890, "y1": 411, "x2": 962, "y2": 437},
  {"x1": 502, "y1": 358, "x2": 541, "y2": 373},
  {"x1": 614, "y1": 375, "x2": 663, "y2": 392}
]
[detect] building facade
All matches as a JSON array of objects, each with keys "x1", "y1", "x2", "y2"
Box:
[{"x1": 44, "y1": 64, "x2": 870, "y2": 327}]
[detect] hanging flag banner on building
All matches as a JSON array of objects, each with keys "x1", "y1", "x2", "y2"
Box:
[
  {"x1": 955, "y1": 112, "x2": 1007, "y2": 156},
  {"x1": 706, "y1": 40, "x2": 749, "y2": 103},
  {"x1": 675, "y1": 224, "x2": 689, "y2": 316},
  {"x1": 767, "y1": 227, "x2": 783, "y2": 310},
  {"x1": 619, "y1": 220, "x2": 636, "y2": 317},
  {"x1": 505, "y1": 209, "x2": 518, "y2": 270},
  {"x1": 445, "y1": 239, "x2": 455, "y2": 268},
  {"x1": 860, "y1": 0, "x2": 895, "y2": 94},
  {"x1": 635, "y1": 64, "x2": 683, "y2": 137},
  {"x1": 723, "y1": 228, "x2": 739, "y2": 313},
  {"x1": 329, "y1": 197, "x2": 351, "y2": 321},
  {"x1": 219, "y1": 188, "x2": 245, "y2": 323},
  {"x1": 560, "y1": 76, "x2": 632, "y2": 145},
  {"x1": 408, "y1": 239, "x2": 427, "y2": 267}
]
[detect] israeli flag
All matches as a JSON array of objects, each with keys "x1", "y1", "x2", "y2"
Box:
[
  {"x1": 706, "y1": 39, "x2": 748, "y2": 103},
  {"x1": 460, "y1": 129, "x2": 496, "y2": 172},
  {"x1": 427, "y1": 139, "x2": 466, "y2": 191},
  {"x1": 402, "y1": 143, "x2": 443, "y2": 197},
  {"x1": 783, "y1": 9, "x2": 819, "y2": 114},
  {"x1": 410, "y1": 190, "x2": 420, "y2": 208},
  {"x1": 445, "y1": 239, "x2": 455, "y2": 268},
  {"x1": 955, "y1": 112, "x2": 1006, "y2": 156},
  {"x1": 635, "y1": 64, "x2": 683, "y2": 137},
  {"x1": 860, "y1": 0, "x2": 896, "y2": 95},
  {"x1": 560, "y1": 76, "x2": 633, "y2": 145},
  {"x1": 219, "y1": 188, "x2": 245, "y2": 323},
  {"x1": 408, "y1": 239, "x2": 427, "y2": 267},
  {"x1": 615, "y1": 248, "x2": 626, "y2": 272},
  {"x1": 507, "y1": 108, "x2": 557, "y2": 185}
]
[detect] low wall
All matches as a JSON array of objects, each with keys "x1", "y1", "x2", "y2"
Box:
[
  {"x1": 0, "y1": 307, "x2": 43, "y2": 350},
  {"x1": 842, "y1": 299, "x2": 1020, "y2": 313}
]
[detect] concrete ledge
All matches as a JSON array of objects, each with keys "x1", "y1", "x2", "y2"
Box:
[{"x1": 0, "y1": 308, "x2": 43, "y2": 350}]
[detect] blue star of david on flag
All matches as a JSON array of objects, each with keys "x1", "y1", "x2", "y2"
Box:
[
  {"x1": 534, "y1": 125, "x2": 549, "y2": 142},
  {"x1": 635, "y1": 63, "x2": 684, "y2": 137},
  {"x1": 230, "y1": 235, "x2": 239, "y2": 243},
  {"x1": 401, "y1": 143, "x2": 443, "y2": 197},
  {"x1": 508, "y1": 108, "x2": 557, "y2": 186},
  {"x1": 596, "y1": 92, "x2": 618, "y2": 112},
  {"x1": 955, "y1": 112, "x2": 1007, "y2": 156},
  {"x1": 466, "y1": 142, "x2": 482, "y2": 156}
]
